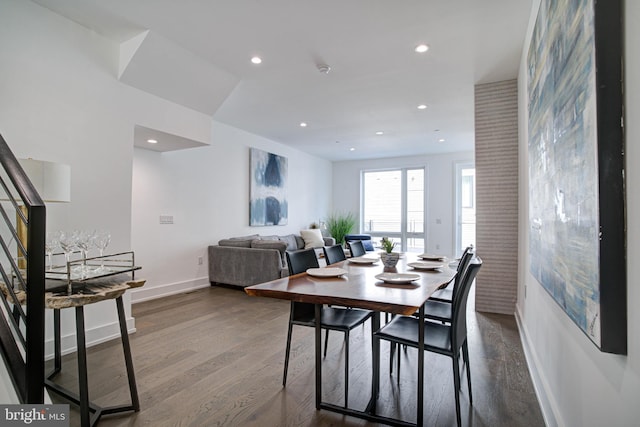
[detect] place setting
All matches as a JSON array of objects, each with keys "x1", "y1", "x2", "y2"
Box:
[
  {"x1": 348, "y1": 255, "x2": 379, "y2": 265},
  {"x1": 407, "y1": 260, "x2": 445, "y2": 271},
  {"x1": 306, "y1": 267, "x2": 348, "y2": 278},
  {"x1": 374, "y1": 272, "x2": 421, "y2": 285}
]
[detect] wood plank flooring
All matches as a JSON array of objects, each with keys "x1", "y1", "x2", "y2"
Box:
[{"x1": 48, "y1": 285, "x2": 544, "y2": 426}]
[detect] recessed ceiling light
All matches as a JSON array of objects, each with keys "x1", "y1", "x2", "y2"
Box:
[
  {"x1": 251, "y1": 56, "x2": 262, "y2": 64},
  {"x1": 417, "y1": 104, "x2": 427, "y2": 110},
  {"x1": 350, "y1": 147, "x2": 356, "y2": 151},
  {"x1": 147, "y1": 139, "x2": 158, "y2": 144},
  {"x1": 415, "y1": 44, "x2": 429, "y2": 53},
  {"x1": 299, "y1": 122, "x2": 307, "y2": 127},
  {"x1": 438, "y1": 138, "x2": 446, "y2": 142},
  {"x1": 375, "y1": 131, "x2": 384, "y2": 135}
]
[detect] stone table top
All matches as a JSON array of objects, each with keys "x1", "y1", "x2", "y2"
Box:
[{"x1": 45, "y1": 277, "x2": 146, "y2": 309}]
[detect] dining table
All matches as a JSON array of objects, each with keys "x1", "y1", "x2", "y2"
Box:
[{"x1": 245, "y1": 252, "x2": 457, "y2": 427}]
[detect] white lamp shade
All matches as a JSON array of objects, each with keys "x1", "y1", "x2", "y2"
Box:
[{"x1": 18, "y1": 159, "x2": 71, "y2": 202}]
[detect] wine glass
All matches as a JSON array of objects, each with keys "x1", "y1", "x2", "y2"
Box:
[
  {"x1": 94, "y1": 230, "x2": 111, "y2": 273},
  {"x1": 45, "y1": 232, "x2": 59, "y2": 271},
  {"x1": 57, "y1": 230, "x2": 78, "y2": 292},
  {"x1": 76, "y1": 230, "x2": 95, "y2": 277},
  {"x1": 57, "y1": 231, "x2": 78, "y2": 267}
]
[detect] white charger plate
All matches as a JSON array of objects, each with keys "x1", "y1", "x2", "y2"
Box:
[
  {"x1": 306, "y1": 267, "x2": 347, "y2": 278},
  {"x1": 418, "y1": 253, "x2": 446, "y2": 261},
  {"x1": 408, "y1": 261, "x2": 444, "y2": 270},
  {"x1": 374, "y1": 273, "x2": 421, "y2": 284},
  {"x1": 349, "y1": 256, "x2": 379, "y2": 265}
]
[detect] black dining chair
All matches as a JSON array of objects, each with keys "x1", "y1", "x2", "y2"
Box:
[
  {"x1": 283, "y1": 249, "x2": 374, "y2": 408},
  {"x1": 429, "y1": 245, "x2": 474, "y2": 304},
  {"x1": 419, "y1": 247, "x2": 476, "y2": 323},
  {"x1": 347, "y1": 240, "x2": 366, "y2": 258},
  {"x1": 374, "y1": 257, "x2": 482, "y2": 427},
  {"x1": 391, "y1": 247, "x2": 475, "y2": 368},
  {"x1": 323, "y1": 244, "x2": 347, "y2": 265}
]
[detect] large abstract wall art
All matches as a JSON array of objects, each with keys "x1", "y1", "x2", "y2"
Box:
[
  {"x1": 250, "y1": 148, "x2": 288, "y2": 226},
  {"x1": 527, "y1": 0, "x2": 625, "y2": 353}
]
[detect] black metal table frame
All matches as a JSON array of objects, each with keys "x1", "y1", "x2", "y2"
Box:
[
  {"x1": 313, "y1": 304, "x2": 427, "y2": 427},
  {"x1": 44, "y1": 295, "x2": 139, "y2": 427}
]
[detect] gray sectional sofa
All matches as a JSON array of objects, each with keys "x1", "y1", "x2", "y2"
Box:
[{"x1": 208, "y1": 233, "x2": 335, "y2": 288}]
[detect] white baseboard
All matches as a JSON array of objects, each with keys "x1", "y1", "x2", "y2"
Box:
[
  {"x1": 130, "y1": 276, "x2": 210, "y2": 304},
  {"x1": 45, "y1": 317, "x2": 136, "y2": 360},
  {"x1": 515, "y1": 306, "x2": 560, "y2": 427}
]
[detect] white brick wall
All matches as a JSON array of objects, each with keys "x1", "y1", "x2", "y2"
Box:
[{"x1": 474, "y1": 80, "x2": 519, "y2": 314}]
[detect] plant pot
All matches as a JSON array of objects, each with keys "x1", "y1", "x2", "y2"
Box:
[{"x1": 380, "y1": 252, "x2": 400, "y2": 268}]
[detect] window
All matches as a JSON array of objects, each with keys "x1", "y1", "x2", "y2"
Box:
[
  {"x1": 362, "y1": 168, "x2": 425, "y2": 252},
  {"x1": 455, "y1": 163, "x2": 476, "y2": 256}
]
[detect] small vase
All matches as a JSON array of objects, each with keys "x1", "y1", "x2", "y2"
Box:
[{"x1": 380, "y1": 252, "x2": 400, "y2": 268}]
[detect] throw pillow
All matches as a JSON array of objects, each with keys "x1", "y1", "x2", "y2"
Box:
[
  {"x1": 278, "y1": 234, "x2": 299, "y2": 251},
  {"x1": 300, "y1": 229, "x2": 324, "y2": 249}
]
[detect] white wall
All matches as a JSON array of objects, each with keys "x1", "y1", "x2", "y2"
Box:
[
  {"x1": 130, "y1": 121, "x2": 332, "y2": 302},
  {"x1": 332, "y1": 151, "x2": 474, "y2": 257},
  {"x1": 0, "y1": 0, "x2": 332, "y2": 380},
  {"x1": 516, "y1": 1, "x2": 640, "y2": 425}
]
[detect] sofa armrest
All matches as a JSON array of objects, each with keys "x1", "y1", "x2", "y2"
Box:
[
  {"x1": 208, "y1": 245, "x2": 285, "y2": 287},
  {"x1": 322, "y1": 237, "x2": 336, "y2": 246}
]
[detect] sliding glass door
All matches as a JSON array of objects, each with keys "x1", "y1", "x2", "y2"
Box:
[{"x1": 362, "y1": 168, "x2": 425, "y2": 252}]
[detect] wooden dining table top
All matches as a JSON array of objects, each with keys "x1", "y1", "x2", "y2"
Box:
[{"x1": 245, "y1": 254, "x2": 457, "y2": 316}]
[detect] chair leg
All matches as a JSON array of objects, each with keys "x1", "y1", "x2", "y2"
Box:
[
  {"x1": 390, "y1": 342, "x2": 395, "y2": 374},
  {"x1": 324, "y1": 329, "x2": 330, "y2": 357},
  {"x1": 282, "y1": 317, "x2": 294, "y2": 386},
  {"x1": 462, "y1": 341, "x2": 472, "y2": 404},
  {"x1": 397, "y1": 344, "x2": 401, "y2": 386},
  {"x1": 452, "y1": 355, "x2": 462, "y2": 427},
  {"x1": 344, "y1": 331, "x2": 349, "y2": 408}
]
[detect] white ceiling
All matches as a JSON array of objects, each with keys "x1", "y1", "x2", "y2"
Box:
[{"x1": 32, "y1": 0, "x2": 533, "y2": 161}]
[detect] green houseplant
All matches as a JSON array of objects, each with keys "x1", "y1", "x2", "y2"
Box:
[
  {"x1": 380, "y1": 237, "x2": 396, "y2": 253},
  {"x1": 326, "y1": 212, "x2": 356, "y2": 246},
  {"x1": 379, "y1": 237, "x2": 400, "y2": 268}
]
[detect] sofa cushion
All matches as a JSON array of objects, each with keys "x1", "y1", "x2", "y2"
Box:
[
  {"x1": 250, "y1": 239, "x2": 287, "y2": 253},
  {"x1": 300, "y1": 229, "x2": 325, "y2": 249},
  {"x1": 230, "y1": 234, "x2": 259, "y2": 240},
  {"x1": 278, "y1": 234, "x2": 299, "y2": 251},
  {"x1": 218, "y1": 238, "x2": 253, "y2": 248},
  {"x1": 259, "y1": 235, "x2": 280, "y2": 241}
]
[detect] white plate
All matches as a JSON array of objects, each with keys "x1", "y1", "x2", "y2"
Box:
[
  {"x1": 306, "y1": 267, "x2": 347, "y2": 278},
  {"x1": 418, "y1": 253, "x2": 446, "y2": 261},
  {"x1": 408, "y1": 261, "x2": 444, "y2": 270},
  {"x1": 349, "y1": 256, "x2": 379, "y2": 264},
  {"x1": 374, "y1": 273, "x2": 421, "y2": 284}
]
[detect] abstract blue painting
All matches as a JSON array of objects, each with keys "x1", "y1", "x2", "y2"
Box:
[
  {"x1": 250, "y1": 148, "x2": 288, "y2": 226},
  {"x1": 527, "y1": 0, "x2": 625, "y2": 353}
]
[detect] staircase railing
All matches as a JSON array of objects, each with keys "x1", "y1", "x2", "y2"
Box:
[{"x1": 0, "y1": 133, "x2": 45, "y2": 403}]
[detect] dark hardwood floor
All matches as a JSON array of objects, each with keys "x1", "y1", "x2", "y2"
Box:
[{"x1": 48, "y1": 285, "x2": 544, "y2": 426}]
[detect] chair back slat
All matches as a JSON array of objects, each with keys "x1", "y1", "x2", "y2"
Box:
[
  {"x1": 323, "y1": 244, "x2": 346, "y2": 265},
  {"x1": 452, "y1": 257, "x2": 482, "y2": 349},
  {"x1": 286, "y1": 248, "x2": 319, "y2": 275},
  {"x1": 450, "y1": 246, "x2": 475, "y2": 300},
  {"x1": 347, "y1": 240, "x2": 366, "y2": 258}
]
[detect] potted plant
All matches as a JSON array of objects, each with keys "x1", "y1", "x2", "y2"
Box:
[
  {"x1": 326, "y1": 212, "x2": 356, "y2": 246},
  {"x1": 380, "y1": 237, "x2": 400, "y2": 268}
]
